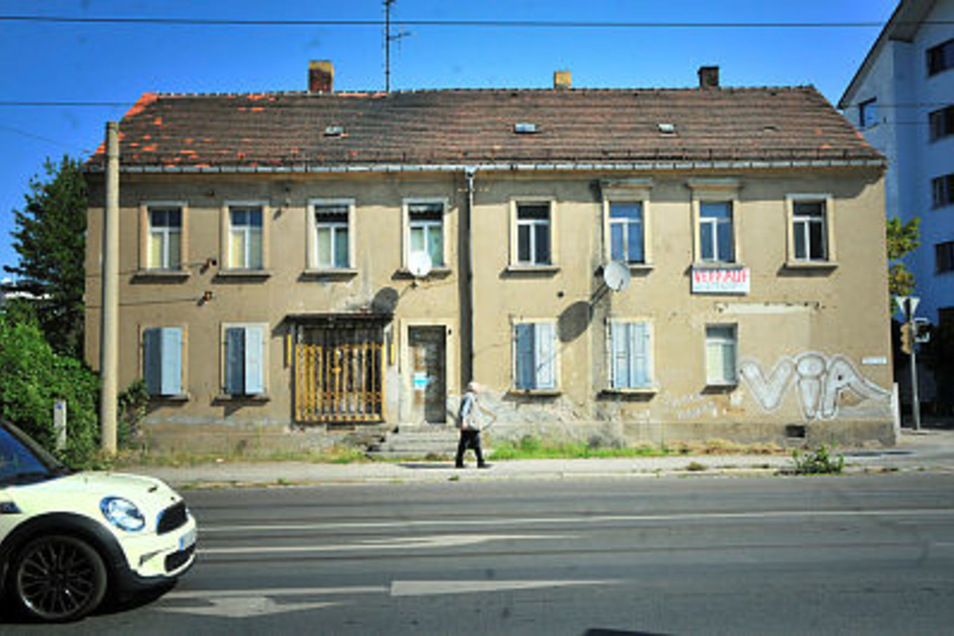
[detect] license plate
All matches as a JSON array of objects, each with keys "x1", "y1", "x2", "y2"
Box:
[{"x1": 179, "y1": 527, "x2": 197, "y2": 551}]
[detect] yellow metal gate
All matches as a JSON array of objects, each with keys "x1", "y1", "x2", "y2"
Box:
[{"x1": 294, "y1": 342, "x2": 385, "y2": 423}]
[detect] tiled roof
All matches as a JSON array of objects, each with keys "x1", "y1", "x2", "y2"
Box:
[{"x1": 89, "y1": 86, "x2": 882, "y2": 170}]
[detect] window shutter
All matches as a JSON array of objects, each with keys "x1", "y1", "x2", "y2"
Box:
[
  {"x1": 143, "y1": 328, "x2": 162, "y2": 395},
  {"x1": 631, "y1": 322, "x2": 650, "y2": 387},
  {"x1": 535, "y1": 322, "x2": 555, "y2": 389},
  {"x1": 515, "y1": 323, "x2": 535, "y2": 389},
  {"x1": 160, "y1": 327, "x2": 182, "y2": 396},
  {"x1": 245, "y1": 326, "x2": 265, "y2": 395},
  {"x1": 611, "y1": 322, "x2": 628, "y2": 388},
  {"x1": 225, "y1": 327, "x2": 245, "y2": 395}
]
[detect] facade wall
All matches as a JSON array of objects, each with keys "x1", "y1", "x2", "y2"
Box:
[{"x1": 85, "y1": 166, "x2": 894, "y2": 452}]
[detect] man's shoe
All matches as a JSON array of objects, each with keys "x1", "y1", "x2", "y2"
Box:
[
  {"x1": 455, "y1": 463, "x2": 465, "y2": 469},
  {"x1": 477, "y1": 463, "x2": 490, "y2": 469}
]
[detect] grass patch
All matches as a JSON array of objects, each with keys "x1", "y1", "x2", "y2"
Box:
[
  {"x1": 490, "y1": 436, "x2": 665, "y2": 460},
  {"x1": 105, "y1": 444, "x2": 371, "y2": 469}
]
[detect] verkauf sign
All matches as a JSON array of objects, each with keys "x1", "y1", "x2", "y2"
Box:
[{"x1": 691, "y1": 266, "x2": 750, "y2": 295}]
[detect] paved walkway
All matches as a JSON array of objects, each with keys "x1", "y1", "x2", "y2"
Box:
[{"x1": 130, "y1": 429, "x2": 954, "y2": 489}]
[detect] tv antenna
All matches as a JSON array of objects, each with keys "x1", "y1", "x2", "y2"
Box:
[{"x1": 384, "y1": 0, "x2": 412, "y2": 92}]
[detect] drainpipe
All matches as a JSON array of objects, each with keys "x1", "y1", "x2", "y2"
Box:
[
  {"x1": 99, "y1": 122, "x2": 120, "y2": 454},
  {"x1": 462, "y1": 167, "x2": 477, "y2": 386}
]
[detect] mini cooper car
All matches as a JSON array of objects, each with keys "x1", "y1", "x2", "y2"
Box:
[{"x1": 0, "y1": 420, "x2": 197, "y2": 622}]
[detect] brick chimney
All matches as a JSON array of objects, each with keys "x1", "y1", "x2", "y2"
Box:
[
  {"x1": 553, "y1": 70, "x2": 572, "y2": 90},
  {"x1": 698, "y1": 65, "x2": 720, "y2": 89},
  {"x1": 309, "y1": 60, "x2": 334, "y2": 93}
]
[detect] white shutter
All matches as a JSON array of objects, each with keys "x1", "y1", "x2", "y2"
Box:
[{"x1": 534, "y1": 322, "x2": 555, "y2": 389}]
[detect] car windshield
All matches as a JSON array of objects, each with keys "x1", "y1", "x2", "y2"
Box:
[{"x1": 0, "y1": 422, "x2": 70, "y2": 486}]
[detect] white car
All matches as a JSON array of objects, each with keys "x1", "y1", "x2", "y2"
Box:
[{"x1": 0, "y1": 420, "x2": 197, "y2": 622}]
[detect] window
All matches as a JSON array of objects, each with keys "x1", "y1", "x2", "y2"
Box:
[
  {"x1": 143, "y1": 327, "x2": 184, "y2": 396},
  {"x1": 609, "y1": 203, "x2": 645, "y2": 264},
  {"x1": 858, "y1": 98, "x2": 879, "y2": 129},
  {"x1": 792, "y1": 200, "x2": 828, "y2": 261},
  {"x1": 929, "y1": 105, "x2": 954, "y2": 142},
  {"x1": 146, "y1": 207, "x2": 182, "y2": 270},
  {"x1": 932, "y1": 174, "x2": 954, "y2": 208},
  {"x1": 937, "y1": 241, "x2": 954, "y2": 274},
  {"x1": 314, "y1": 202, "x2": 350, "y2": 268},
  {"x1": 515, "y1": 203, "x2": 552, "y2": 266},
  {"x1": 927, "y1": 39, "x2": 954, "y2": 76},
  {"x1": 224, "y1": 324, "x2": 266, "y2": 396},
  {"x1": 609, "y1": 321, "x2": 652, "y2": 389},
  {"x1": 406, "y1": 201, "x2": 445, "y2": 268},
  {"x1": 227, "y1": 205, "x2": 264, "y2": 269},
  {"x1": 699, "y1": 201, "x2": 734, "y2": 263},
  {"x1": 513, "y1": 321, "x2": 556, "y2": 391},
  {"x1": 705, "y1": 325, "x2": 737, "y2": 386}
]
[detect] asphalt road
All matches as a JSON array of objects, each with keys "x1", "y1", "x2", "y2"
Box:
[{"x1": 4, "y1": 474, "x2": 954, "y2": 635}]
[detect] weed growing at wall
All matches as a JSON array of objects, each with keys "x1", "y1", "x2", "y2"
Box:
[{"x1": 791, "y1": 444, "x2": 844, "y2": 475}]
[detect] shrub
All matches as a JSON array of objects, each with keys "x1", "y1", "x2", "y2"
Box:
[{"x1": 792, "y1": 444, "x2": 844, "y2": 475}]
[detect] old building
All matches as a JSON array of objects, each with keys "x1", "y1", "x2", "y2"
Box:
[{"x1": 85, "y1": 63, "x2": 895, "y2": 453}]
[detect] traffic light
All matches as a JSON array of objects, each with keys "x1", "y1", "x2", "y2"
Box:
[{"x1": 900, "y1": 321, "x2": 913, "y2": 355}]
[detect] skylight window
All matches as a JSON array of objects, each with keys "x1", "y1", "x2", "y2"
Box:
[
  {"x1": 324, "y1": 125, "x2": 345, "y2": 137},
  {"x1": 514, "y1": 123, "x2": 538, "y2": 134},
  {"x1": 657, "y1": 123, "x2": 676, "y2": 135}
]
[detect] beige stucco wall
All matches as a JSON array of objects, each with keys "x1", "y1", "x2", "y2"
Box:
[{"x1": 85, "y1": 166, "x2": 894, "y2": 452}]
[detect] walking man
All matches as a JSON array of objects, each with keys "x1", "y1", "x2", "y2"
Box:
[{"x1": 455, "y1": 382, "x2": 493, "y2": 468}]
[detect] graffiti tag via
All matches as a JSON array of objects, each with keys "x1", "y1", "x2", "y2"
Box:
[{"x1": 739, "y1": 353, "x2": 889, "y2": 421}]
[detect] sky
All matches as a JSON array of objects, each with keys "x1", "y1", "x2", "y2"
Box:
[{"x1": 0, "y1": 0, "x2": 900, "y2": 279}]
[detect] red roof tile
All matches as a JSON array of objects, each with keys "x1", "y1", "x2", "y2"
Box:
[{"x1": 89, "y1": 86, "x2": 882, "y2": 170}]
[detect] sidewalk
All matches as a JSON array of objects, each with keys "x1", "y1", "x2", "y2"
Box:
[{"x1": 129, "y1": 429, "x2": 954, "y2": 489}]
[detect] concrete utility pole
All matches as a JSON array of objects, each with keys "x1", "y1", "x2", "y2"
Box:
[{"x1": 99, "y1": 122, "x2": 120, "y2": 454}]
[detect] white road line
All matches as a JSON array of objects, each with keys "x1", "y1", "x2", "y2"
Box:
[
  {"x1": 165, "y1": 587, "x2": 387, "y2": 599},
  {"x1": 200, "y1": 533, "x2": 569, "y2": 555},
  {"x1": 200, "y1": 508, "x2": 954, "y2": 534},
  {"x1": 390, "y1": 579, "x2": 619, "y2": 597}
]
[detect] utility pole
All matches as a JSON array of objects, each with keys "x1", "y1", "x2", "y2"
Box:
[{"x1": 99, "y1": 122, "x2": 120, "y2": 454}]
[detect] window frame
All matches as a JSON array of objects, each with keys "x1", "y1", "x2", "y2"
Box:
[
  {"x1": 928, "y1": 105, "x2": 954, "y2": 142},
  {"x1": 606, "y1": 319, "x2": 655, "y2": 392},
  {"x1": 141, "y1": 325, "x2": 188, "y2": 398},
  {"x1": 510, "y1": 200, "x2": 556, "y2": 269},
  {"x1": 222, "y1": 201, "x2": 269, "y2": 272},
  {"x1": 307, "y1": 198, "x2": 355, "y2": 271},
  {"x1": 705, "y1": 324, "x2": 738, "y2": 387},
  {"x1": 932, "y1": 174, "x2": 954, "y2": 209},
  {"x1": 927, "y1": 38, "x2": 954, "y2": 77},
  {"x1": 785, "y1": 194, "x2": 837, "y2": 267},
  {"x1": 936, "y1": 241, "x2": 954, "y2": 274},
  {"x1": 858, "y1": 97, "x2": 879, "y2": 129},
  {"x1": 403, "y1": 198, "x2": 449, "y2": 270},
  {"x1": 601, "y1": 179, "x2": 653, "y2": 267},
  {"x1": 689, "y1": 179, "x2": 742, "y2": 266},
  {"x1": 511, "y1": 318, "x2": 559, "y2": 393},
  {"x1": 140, "y1": 201, "x2": 188, "y2": 274},
  {"x1": 221, "y1": 322, "x2": 269, "y2": 398}
]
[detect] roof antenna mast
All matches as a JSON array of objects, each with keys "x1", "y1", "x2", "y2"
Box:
[{"x1": 384, "y1": 0, "x2": 410, "y2": 92}]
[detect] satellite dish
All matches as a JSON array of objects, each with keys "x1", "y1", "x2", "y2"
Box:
[
  {"x1": 408, "y1": 251, "x2": 433, "y2": 279},
  {"x1": 603, "y1": 261, "x2": 631, "y2": 292}
]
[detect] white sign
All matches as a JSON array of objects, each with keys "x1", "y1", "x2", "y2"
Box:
[
  {"x1": 861, "y1": 357, "x2": 888, "y2": 366},
  {"x1": 691, "y1": 267, "x2": 750, "y2": 295}
]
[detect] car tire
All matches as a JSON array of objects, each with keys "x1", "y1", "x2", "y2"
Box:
[{"x1": 11, "y1": 534, "x2": 108, "y2": 622}]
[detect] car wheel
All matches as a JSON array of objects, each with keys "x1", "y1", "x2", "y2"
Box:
[{"x1": 11, "y1": 534, "x2": 108, "y2": 622}]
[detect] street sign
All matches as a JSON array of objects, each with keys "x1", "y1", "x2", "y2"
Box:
[{"x1": 896, "y1": 295, "x2": 919, "y2": 321}]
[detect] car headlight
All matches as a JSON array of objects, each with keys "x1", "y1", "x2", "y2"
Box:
[{"x1": 100, "y1": 497, "x2": 146, "y2": 532}]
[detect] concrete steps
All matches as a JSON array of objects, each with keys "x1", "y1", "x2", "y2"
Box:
[{"x1": 367, "y1": 426, "x2": 461, "y2": 459}]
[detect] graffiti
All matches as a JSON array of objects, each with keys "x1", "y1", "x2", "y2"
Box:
[{"x1": 739, "y1": 353, "x2": 889, "y2": 421}]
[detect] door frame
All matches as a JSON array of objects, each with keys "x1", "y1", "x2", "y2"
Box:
[{"x1": 399, "y1": 318, "x2": 457, "y2": 425}]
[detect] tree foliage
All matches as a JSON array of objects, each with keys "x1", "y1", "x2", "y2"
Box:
[
  {"x1": 886, "y1": 216, "x2": 920, "y2": 302},
  {"x1": 4, "y1": 156, "x2": 88, "y2": 357}
]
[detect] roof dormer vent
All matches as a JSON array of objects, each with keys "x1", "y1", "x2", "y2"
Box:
[
  {"x1": 324, "y1": 125, "x2": 345, "y2": 137},
  {"x1": 657, "y1": 123, "x2": 677, "y2": 135},
  {"x1": 514, "y1": 122, "x2": 538, "y2": 134}
]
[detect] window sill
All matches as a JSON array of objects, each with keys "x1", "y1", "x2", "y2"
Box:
[
  {"x1": 215, "y1": 269, "x2": 272, "y2": 281},
  {"x1": 507, "y1": 388, "x2": 561, "y2": 397},
  {"x1": 601, "y1": 386, "x2": 658, "y2": 396},
  {"x1": 625, "y1": 263, "x2": 654, "y2": 272},
  {"x1": 784, "y1": 260, "x2": 838, "y2": 271},
  {"x1": 505, "y1": 265, "x2": 560, "y2": 275},
  {"x1": 693, "y1": 261, "x2": 744, "y2": 269},
  {"x1": 704, "y1": 382, "x2": 738, "y2": 391},
  {"x1": 149, "y1": 393, "x2": 190, "y2": 402},
  {"x1": 214, "y1": 393, "x2": 270, "y2": 403},
  {"x1": 393, "y1": 266, "x2": 452, "y2": 280},
  {"x1": 300, "y1": 268, "x2": 359, "y2": 280},
  {"x1": 134, "y1": 269, "x2": 190, "y2": 282}
]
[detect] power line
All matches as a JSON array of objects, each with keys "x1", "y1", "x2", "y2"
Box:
[
  {"x1": 0, "y1": 101, "x2": 131, "y2": 107},
  {"x1": 0, "y1": 123, "x2": 92, "y2": 153}
]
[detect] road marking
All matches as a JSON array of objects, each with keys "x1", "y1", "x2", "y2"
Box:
[
  {"x1": 201, "y1": 508, "x2": 954, "y2": 534},
  {"x1": 158, "y1": 596, "x2": 341, "y2": 618},
  {"x1": 390, "y1": 579, "x2": 618, "y2": 596},
  {"x1": 165, "y1": 586, "x2": 387, "y2": 599},
  {"x1": 200, "y1": 533, "x2": 567, "y2": 555}
]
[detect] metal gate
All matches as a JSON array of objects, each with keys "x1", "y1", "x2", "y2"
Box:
[{"x1": 294, "y1": 341, "x2": 385, "y2": 423}]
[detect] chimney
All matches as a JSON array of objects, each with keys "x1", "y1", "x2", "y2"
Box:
[
  {"x1": 309, "y1": 60, "x2": 334, "y2": 93},
  {"x1": 698, "y1": 65, "x2": 720, "y2": 89},
  {"x1": 553, "y1": 70, "x2": 572, "y2": 90}
]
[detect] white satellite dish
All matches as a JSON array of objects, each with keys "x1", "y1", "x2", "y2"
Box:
[
  {"x1": 408, "y1": 250, "x2": 433, "y2": 279},
  {"x1": 603, "y1": 260, "x2": 631, "y2": 292}
]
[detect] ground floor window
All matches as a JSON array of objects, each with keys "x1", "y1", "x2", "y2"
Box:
[
  {"x1": 514, "y1": 321, "x2": 556, "y2": 390},
  {"x1": 705, "y1": 324, "x2": 738, "y2": 386},
  {"x1": 224, "y1": 324, "x2": 266, "y2": 396},
  {"x1": 609, "y1": 320, "x2": 652, "y2": 389},
  {"x1": 143, "y1": 327, "x2": 183, "y2": 396}
]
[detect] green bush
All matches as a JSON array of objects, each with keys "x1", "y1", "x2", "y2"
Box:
[
  {"x1": 0, "y1": 313, "x2": 100, "y2": 465},
  {"x1": 792, "y1": 443, "x2": 844, "y2": 475}
]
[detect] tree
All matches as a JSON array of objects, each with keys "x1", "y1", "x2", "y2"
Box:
[
  {"x1": 886, "y1": 216, "x2": 920, "y2": 303},
  {"x1": 4, "y1": 156, "x2": 88, "y2": 356}
]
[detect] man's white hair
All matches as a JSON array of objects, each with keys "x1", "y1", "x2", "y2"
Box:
[{"x1": 467, "y1": 381, "x2": 479, "y2": 392}]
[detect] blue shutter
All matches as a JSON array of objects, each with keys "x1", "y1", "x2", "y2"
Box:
[
  {"x1": 160, "y1": 328, "x2": 182, "y2": 395},
  {"x1": 611, "y1": 322, "x2": 628, "y2": 389},
  {"x1": 534, "y1": 322, "x2": 555, "y2": 389},
  {"x1": 631, "y1": 322, "x2": 650, "y2": 387},
  {"x1": 245, "y1": 326, "x2": 265, "y2": 395},
  {"x1": 143, "y1": 328, "x2": 162, "y2": 395},
  {"x1": 225, "y1": 327, "x2": 245, "y2": 395},
  {"x1": 515, "y1": 323, "x2": 535, "y2": 389}
]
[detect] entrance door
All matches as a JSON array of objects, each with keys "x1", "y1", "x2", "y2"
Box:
[{"x1": 408, "y1": 326, "x2": 447, "y2": 424}]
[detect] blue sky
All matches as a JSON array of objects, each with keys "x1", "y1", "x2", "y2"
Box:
[{"x1": 0, "y1": 0, "x2": 898, "y2": 278}]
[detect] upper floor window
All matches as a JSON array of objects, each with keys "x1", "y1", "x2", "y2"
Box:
[
  {"x1": 929, "y1": 105, "x2": 954, "y2": 142},
  {"x1": 932, "y1": 174, "x2": 954, "y2": 209},
  {"x1": 314, "y1": 202, "x2": 351, "y2": 269},
  {"x1": 705, "y1": 324, "x2": 737, "y2": 386},
  {"x1": 224, "y1": 324, "x2": 267, "y2": 396},
  {"x1": 513, "y1": 320, "x2": 556, "y2": 391},
  {"x1": 146, "y1": 206, "x2": 182, "y2": 270},
  {"x1": 927, "y1": 38, "x2": 954, "y2": 76},
  {"x1": 514, "y1": 202, "x2": 552, "y2": 266},
  {"x1": 406, "y1": 200, "x2": 446, "y2": 268},
  {"x1": 698, "y1": 201, "x2": 735, "y2": 263},
  {"x1": 143, "y1": 326, "x2": 185, "y2": 397},
  {"x1": 609, "y1": 320, "x2": 653, "y2": 390},
  {"x1": 609, "y1": 202, "x2": 645, "y2": 264},
  {"x1": 227, "y1": 205, "x2": 264, "y2": 269},
  {"x1": 858, "y1": 98, "x2": 879, "y2": 129},
  {"x1": 792, "y1": 200, "x2": 828, "y2": 262},
  {"x1": 937, "y1": 241, "x2": 954, "y2": 274}
]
